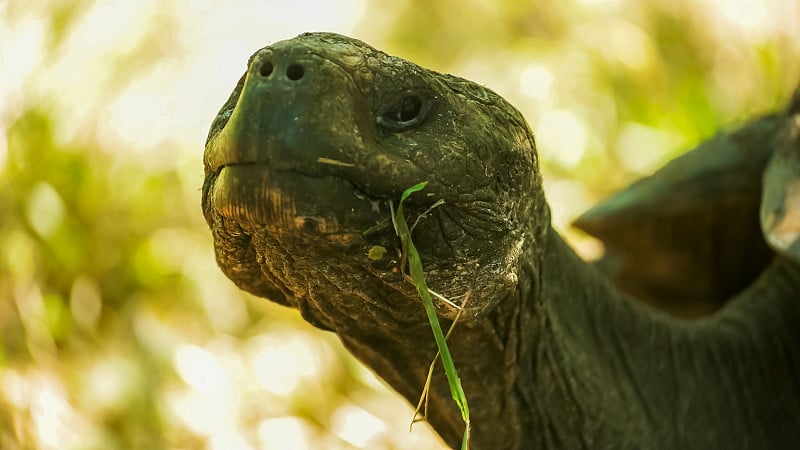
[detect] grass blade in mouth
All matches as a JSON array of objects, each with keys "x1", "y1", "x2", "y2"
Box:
[{"x1": 393, "y1": 181, "x2": 471, "y2": 449}]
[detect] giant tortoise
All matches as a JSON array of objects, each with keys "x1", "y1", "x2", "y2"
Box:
[{"x1": 201, "y1": 32, "x2": 800, "y2": 449}]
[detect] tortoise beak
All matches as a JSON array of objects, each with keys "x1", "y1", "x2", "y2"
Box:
[
  {"x1": 202, "y1": 40, "x2": 379, "y2": 233},
  {"x1": 203, "y1": 43, "x2": 367, "y2": 175}
]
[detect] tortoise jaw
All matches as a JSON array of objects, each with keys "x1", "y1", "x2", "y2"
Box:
[{"x1": 207, "y1": 163, "x2": 383, "y2": 235}]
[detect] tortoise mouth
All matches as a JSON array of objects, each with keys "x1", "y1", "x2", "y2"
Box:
[{"x1": 205, "y1": 163, "x2": 385, "y2": 235}]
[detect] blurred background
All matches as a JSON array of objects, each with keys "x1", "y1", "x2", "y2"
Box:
[{"x1": 1, "y1": 0, "x2": 798, "y2": 448}]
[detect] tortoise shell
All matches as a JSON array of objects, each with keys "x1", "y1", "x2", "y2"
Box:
[{"x1": 574, "y1": 84, "x2": 800, "y2": 317}]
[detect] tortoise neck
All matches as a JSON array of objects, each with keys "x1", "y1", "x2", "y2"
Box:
[
  {"x1": 522, "y1": 226, "x2": 664, "y2": 445},
  {"x1": 536, "y1": 226, "x2": 800, "y2": 448}
]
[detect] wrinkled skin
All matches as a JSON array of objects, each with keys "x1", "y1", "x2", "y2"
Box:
[{"x1": 202, "y1": 33, "x2": 800, "y2": 449}]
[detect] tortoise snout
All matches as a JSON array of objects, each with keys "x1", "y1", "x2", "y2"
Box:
[
  {"x1": 249, "y1": 48, "x2": 307, "y2": 84},
  {"x1": 204, "y1": 41, "x2": 367, "y2": 177}
]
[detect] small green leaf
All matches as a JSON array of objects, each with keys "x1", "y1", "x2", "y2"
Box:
[{"x1": 367, "y1": 245, "x2": 387, "y2": 260}]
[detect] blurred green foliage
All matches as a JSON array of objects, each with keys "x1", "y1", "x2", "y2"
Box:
[
  {"x1": 1, "y1": 0, "x2": 798, "y2": 449},
  {"x1": 1, "y1": 103, "x2": 203, "y2": 447}
]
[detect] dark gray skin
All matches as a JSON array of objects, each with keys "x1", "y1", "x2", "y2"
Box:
[{"x1": 202, "y1": 32, "x2": 800, "y2": 449}]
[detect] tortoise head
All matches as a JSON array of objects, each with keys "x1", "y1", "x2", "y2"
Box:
[{"x1": 202, "y1": 32, "x2": 546, "y2": 324}]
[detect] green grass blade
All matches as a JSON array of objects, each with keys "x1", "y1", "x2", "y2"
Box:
[{"x1": 394, "y1": 182, "x2": 470, "y2": 447}]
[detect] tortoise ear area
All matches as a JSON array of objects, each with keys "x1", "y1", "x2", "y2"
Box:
[{"x1": 761, "y1": 117, "x2": 800, "y2": 264}]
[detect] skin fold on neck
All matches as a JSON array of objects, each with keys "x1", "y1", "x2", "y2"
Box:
[{"x1": 540, "y1": 225, "x2": 800, "y2": 449}]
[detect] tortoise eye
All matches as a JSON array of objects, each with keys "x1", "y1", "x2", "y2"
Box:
[{"x1": 377, "y1": 91, "x2": 431, "y2": 132}]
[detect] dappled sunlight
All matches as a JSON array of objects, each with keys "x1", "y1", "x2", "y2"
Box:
[
  {"x1": 25, "y1": 182, "x2": 65, "y2": 239},
  {"x1": 247, "y1": 332, "x2": 332, "y2": 397},
  {"x1": 68, "y1": 276, "x2": 103, "y2": 331},
  {"x1": 594, "y1": 20, "x2": 654, "y2": 71},
  {"x1": 519, "y1": 64, "x2": 556, "y2": 103},
  {"x1": 257, "y1": 416, "x2": 318, "y2": 450},
  {"x1": 715, "y1": 0, "x2": 770, "y2": 31},
  {"x1": 80, "y1": 356, "x2": 140, "y2": 415},
  {"x1": 536, "y1": 109, "x2": 588, "y2": 168},
  {"x1": 331, "y1": 403, "x2": 388, "y2": 447},
  {"x1": 1, "y1": 369, "x2": 97, "y2": 449},
  {"x1": 615, "y1": 122, "x2": 685, "y2": 173}
]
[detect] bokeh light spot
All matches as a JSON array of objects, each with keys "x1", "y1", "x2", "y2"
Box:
[
  {"x1": 82, "y1": 357, "x2": 138, "y2": 414},
  {"x1": 25, "y1": 182, "x2": 65, "y2": 238},
  {"x1": 257, "y1": 416, "x2": 314, "y2": 450},
  {"x1": 717, "y1": 0, "x2": 767, "y2": 29},
  {"x1": 248, "y1": 333, "x2": 328, "y2": 396},
  {"x1": 519, "y1": 64, "x2": 555, "y2": 102},
  {"x1": 69, "y1": 276, "x2": 103, "y2": 331},
  {"x1": 175, "y1": 344, "x2": 228, "y2": 392},
  {"x1": 331, "y1": 404, "x2": 387, "y2": 447},
  {"x1": 616, "y1": 122, "x2": 683, "y2": 174},
  {"x1": 537, "y1": 110, "x2": 587, "y2": 167}
]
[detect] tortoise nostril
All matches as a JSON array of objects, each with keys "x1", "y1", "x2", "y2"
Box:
[
  {"x1": 286, "y1": 63, "x2": 304, "y2": 80},
  {"x1": 259, "y1": 61, "x2": 274, "y2": 77}
]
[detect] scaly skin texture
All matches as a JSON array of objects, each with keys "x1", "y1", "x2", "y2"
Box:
[{"x1": 202, "y1": 32, "x2": 800, "y2": 449}]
